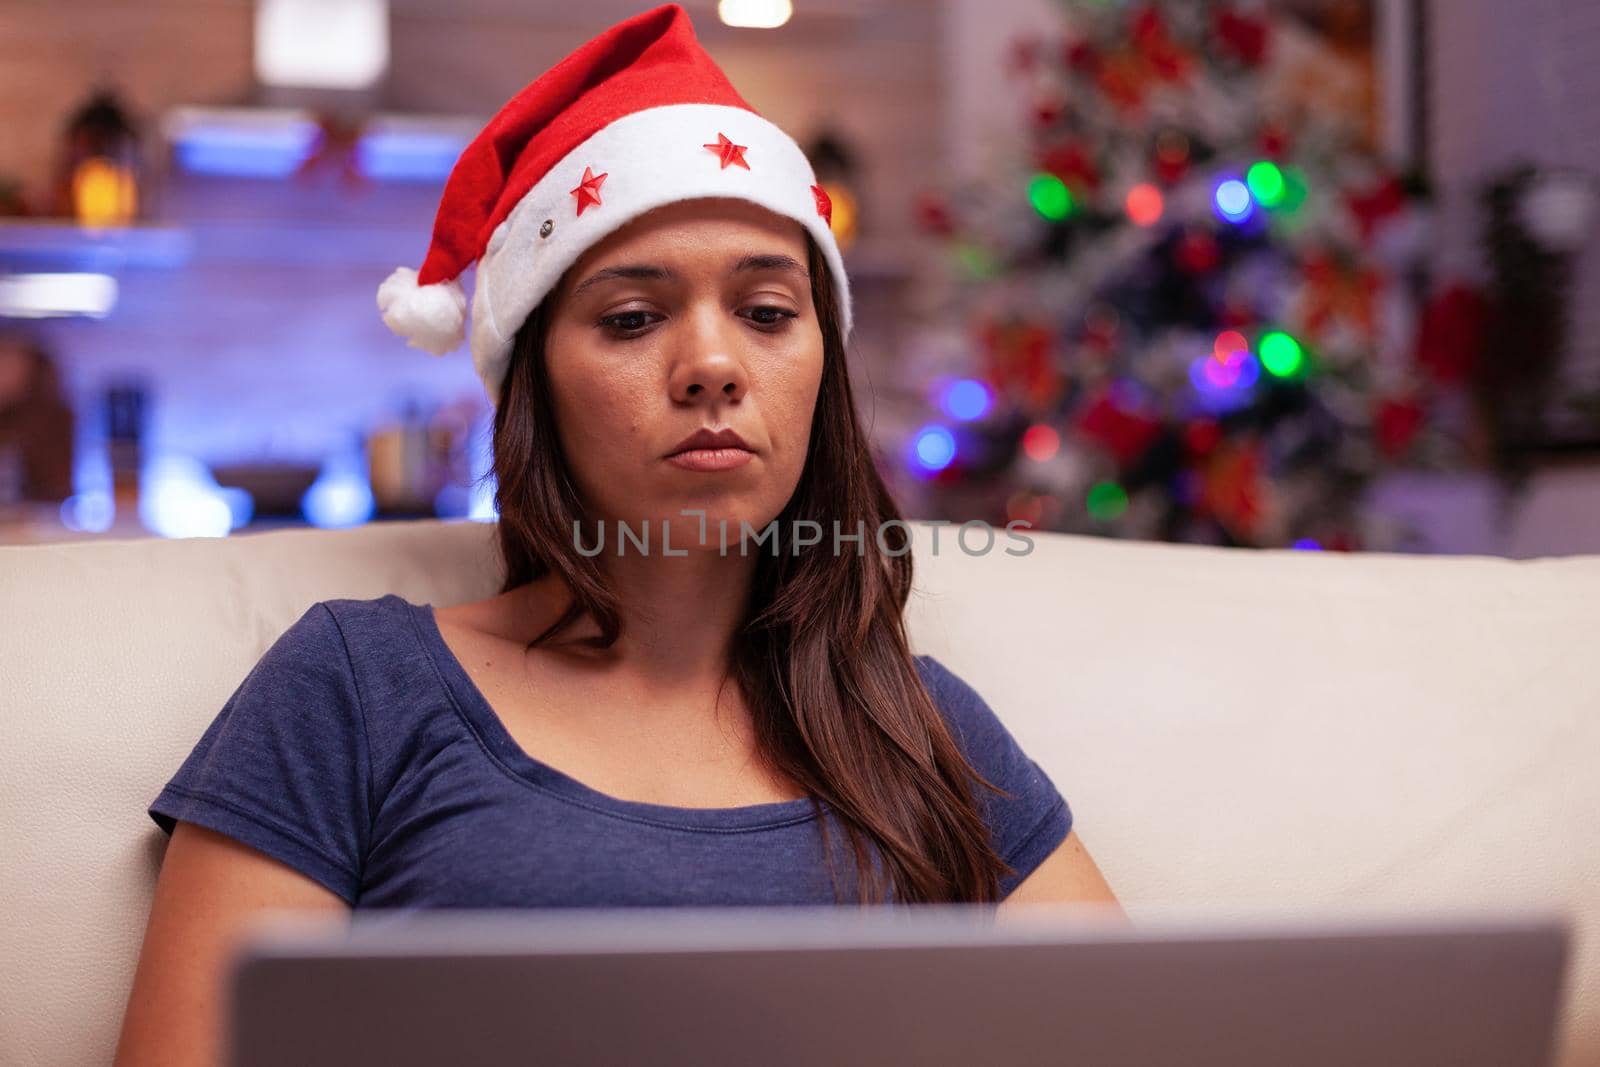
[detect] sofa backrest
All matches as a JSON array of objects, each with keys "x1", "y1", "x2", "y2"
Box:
[{"x1": 2, "y1": 518, "x2": 1596, "y2": 1065}]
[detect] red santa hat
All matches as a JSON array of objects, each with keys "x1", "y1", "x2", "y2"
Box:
[{"x1": 376, "y1": 2, "x2": 853, "y2": 406}]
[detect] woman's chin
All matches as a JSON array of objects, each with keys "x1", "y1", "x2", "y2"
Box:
[{"x1": 579, "y1": 505, "x2": 785, "y2": 555}]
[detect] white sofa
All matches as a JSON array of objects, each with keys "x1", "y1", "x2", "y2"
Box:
[{"x1": 2, "y1": 518, "x2": 1597, "y2": 1065}]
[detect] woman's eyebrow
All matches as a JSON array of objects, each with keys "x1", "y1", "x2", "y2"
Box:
[{"x1": 571, "y1": 253, "x2": 810, "y2": 299}]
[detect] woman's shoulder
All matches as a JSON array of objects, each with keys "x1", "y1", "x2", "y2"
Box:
[
  {"x1": 304, "y1": 593, "x2": 425, "y2": 657},
  {"x1": 911, "y1": 654, "x2": 989, "y2": 731},
  {"x1": 911, "y1": 653, "x2": 1059, "y2": 801},
  {"x1": 912, "y1": 652, "x2": 1074, "y2": 888},
  {"x1": 239, "y1": 594, "x2": 427, "y2": 704}
]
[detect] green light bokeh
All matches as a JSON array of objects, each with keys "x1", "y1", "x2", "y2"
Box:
[
  {"x1": 953, "y1": 242, "x2": 998, "y2": 279},
  {"x1": 1028, "y1": 173, "x2": 1073, "y2": 221},
  {"x1": 1258, "y1": 331, "x2": 1305, "y2": 378},
  {"x1": 1086, "y1": 481, "x2": 1128, "y2": 520},
  {"x1": 1277, "y1": 166, "x2": 1309, "y2": 214},
  {"x1": 1247, "y1": 160, "x2": 1286, "y2": 207}
]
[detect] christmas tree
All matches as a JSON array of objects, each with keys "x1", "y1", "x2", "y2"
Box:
[{"x1": 904, "y1": 0, "x2": 1465, "y2": 550}]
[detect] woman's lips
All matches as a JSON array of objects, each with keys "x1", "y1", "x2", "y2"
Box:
[{"x1": 665, "y1": 447, "x2": 754, "y2": 472}]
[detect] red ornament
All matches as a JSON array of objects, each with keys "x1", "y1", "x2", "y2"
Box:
[
  {"x1": 1413, "y1": 282, "x2": 1488, "y2": 387},
  {"x1": 1063, "y1": 38, "x2": 1101, "y2": 74},
  {"x1": 1299, "y1": 248, "x2": 1384, "y2": 339},
  {"x1": 1153, "y1": 130, "x2": 1191, "y2": 185},
  {"x1": 913, "y1": 190, "x2": 953, "y2": 236},
  {"x1": 1075, "y1": 384, "x2": 1163, "y2": 468},
  {"x1": 1175, "y1": 230, "x2": 1221, "y2": 274},
  {"x1": 1033, "y1": 93, "x2": 1067, "y2": 130},
  {"x1": 570, "y1": 165, "x2": 607, "y2": 215},
  {"x1": 979, "y1": 316, "x2": 1061, "y2": 414},
  {"x1": 1039, "y1": 140, "x2": 1099, "y2": 194},
  {"x1": 703, "y1": 132, "x2": 750, "y2": 170},
  {"x1": 1125, "y1": 9, "x2": 1189, "y2": 82},
  {"x1": 1201, "y1": 436, "x2": 1268, "y2": 541},
  {"x1": 1131, "y1": 5, "x2": 1168, "y2": 48},
  {"x1": 1374, "y1": 394, "x2": 1426, "y2": 460},
  {"x1": 1213, "y1": 7, "x2": 1270, "y2": 66},
  {"x1": 1096, "y1": 52, "x2": 1148, "y2": 115},
  {"x1": 1258, "y1": 123, "x2": 1291, "y2": 159},
  {"x1": 1145, "y1": 39, "x2": 1193, "y2": 83},
  {"x1": 1346, "y1": 175, "x2": 1406, "y2": 240},
  {"x1": 811, "y1": 183, "x2": 833, "y2": 227},
  {"x1": 1184, "y1": 418, "x2": 1223, "y2": 458},
  {"x1": 1219, "y1": 300, "x2": 1255, "y2": 330}
]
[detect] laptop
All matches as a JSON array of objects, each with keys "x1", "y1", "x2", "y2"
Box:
[{"x1": 226, "y1": 902, "x2": 1571, "y2": 1067}]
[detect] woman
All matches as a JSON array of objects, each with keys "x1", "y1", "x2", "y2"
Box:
[{"x1": 117, "y1": 5, "x2": 1121, "y2": 1064}]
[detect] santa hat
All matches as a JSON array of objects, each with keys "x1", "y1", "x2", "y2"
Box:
[{"x1": 377, "y1": 2, "x2": 853, "y2": 406}]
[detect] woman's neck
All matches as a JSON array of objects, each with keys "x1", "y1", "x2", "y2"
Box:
[{"x1": 518, "y1": 546, "x2": 757, "y2": 688}]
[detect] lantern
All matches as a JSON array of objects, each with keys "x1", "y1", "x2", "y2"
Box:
[{"x1": 55, "y1": 89, "x2": 141, "y2": 229}]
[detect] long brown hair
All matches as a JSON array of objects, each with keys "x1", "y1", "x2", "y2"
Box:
[{"x1": 487, "y1": 229, "x2": 1017, "y2": 904}]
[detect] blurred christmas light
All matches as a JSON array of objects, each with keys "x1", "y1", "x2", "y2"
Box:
[
  {"x1": 1213, "y1": 178, "x2": 1254, "y2": 223},
  {"x1": 1246, "y1": 160, "x2": 1285, "y2": 207},
  {"x1": 718, "y1": 0, "x2": 792, "y2": 28},
  {"x1": 1213, "y1": 330, "x2": 1248, "y2": 358},
  {"x1": 1125, "y1": 182, "x2": 1164, "y2": 226},
  {"x1": 255, "y1": 0, "x2": 389, "y2": 89},
  {"x1": 908, "y1": 424, "x2": 957, "y2": 474},
  {"x1": 0, "y1": 273, "x2": 118, "y2": 318},
  {"x1": 166, "y1": 107, "x2": 320, "y2": 178},
  {"x1": 1085, "y1": 481, "x2": 1128, "y2": 520},
  {"x1": 139, "y1": 455, "x2": 240, "y2": 539},
  {"x1": 1292, "y1": 538, "x2": 1324, "y2": 550},
  {"x1": 356, "y1": 118, "x2": 474, "y2": 181},
  {"x1": 1022, "y1": 423, "x2": 1061, "y2": 461},
  {"x1": 302, "y1": 453, "x2": 375, "y2": 528},
  {"x1": 71, "y1": 157, "x2": 138, "y2": 228},
  {"x1": 1202, "y1": 347, "x2": 1259, "y2": 390},
  {"x1": 1189, "y1": 345, "x2": 1260, "y2": 410},
  {"x1": 940, "y1": 378, "x2": 993, "y2": 421},
  {"x1": 1028, "y1": 173, "x2": 1073, "y2": 220},
  {"x1": 1278, "y1": 166, "x2": 1309, "y2": 214},
  {"x1": 1258, "y1": 330, "x2": 1305, "y2": 378},
  {"x1": 60, "y1": 490, "x2": 115, "y2": 533}
]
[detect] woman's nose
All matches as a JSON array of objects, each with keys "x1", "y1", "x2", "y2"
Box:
[{"x1": 667, "y1": 307, "x2": 749, "y2": 405}]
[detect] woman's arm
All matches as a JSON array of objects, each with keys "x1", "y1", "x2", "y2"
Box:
[
  {"x1": 999, "y1": 829, "x2": 1131, "y2": 925},
  {"x1": 115, "y1": 821, "x2": 352, "y2": 1067}
]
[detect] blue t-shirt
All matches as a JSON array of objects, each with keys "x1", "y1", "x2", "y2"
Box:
[{"x1": 148, "y1": 594, "x2": 1072, "y2": 907}]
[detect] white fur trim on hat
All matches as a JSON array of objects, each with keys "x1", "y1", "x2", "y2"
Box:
[
  {"x1": 377, "y1": 267, "x2": 468, "y2": 357},
  {"x1": 469, "y1": 102, "x2": 853, "y2": 406}
]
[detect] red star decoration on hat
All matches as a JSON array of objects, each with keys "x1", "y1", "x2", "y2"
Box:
[
  {"x1": 811, "y1": 183, "x2": 833, "y2": 227},
  {"x1": 703, "y1": 132, "x2": 750, "y2": 170},
  {"x1": 571, "y1": 166, "x2": 607, "y2": 215}
]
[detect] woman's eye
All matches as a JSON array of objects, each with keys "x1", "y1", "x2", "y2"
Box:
[
  {"x1": 746, "y1": 306, "x2": 797, "y2": 330},
  {"x1": 599, "y1": 310, "x2": 656, "y2": 336},
  {"x1": 598, "y1": 306, "x2": 796, "y2": 339}
]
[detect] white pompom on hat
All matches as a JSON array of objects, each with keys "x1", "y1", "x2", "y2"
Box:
[
  {"x1": 376, "y1": 268, "x2": 466, "y2": 356},
  {"x1": 377, "y1": 2, "x2": 853, "y2": 408}
]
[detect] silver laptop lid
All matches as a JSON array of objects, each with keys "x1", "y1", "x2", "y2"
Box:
[{"x1": 228, "y1": 903, "x2": 1571, "y2": 1067}]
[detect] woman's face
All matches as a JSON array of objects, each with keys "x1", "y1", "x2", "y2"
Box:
[{"x1": 542, "y1": 197, "x2": 825, "y2": 549}]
